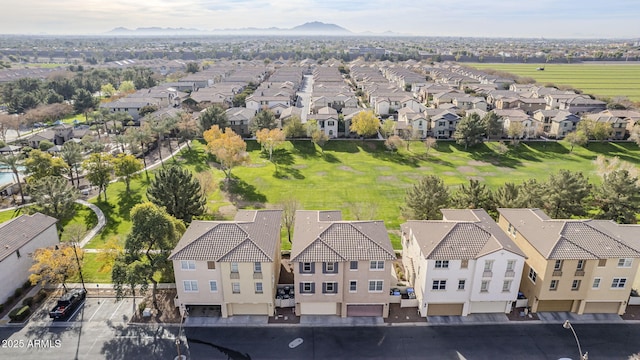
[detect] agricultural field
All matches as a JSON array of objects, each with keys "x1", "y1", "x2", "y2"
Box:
[{"x1": 468, "y1": 63, "x2": 640, "y2": 102}]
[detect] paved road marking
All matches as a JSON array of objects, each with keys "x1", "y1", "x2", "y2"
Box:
[
  {"x1": 109, "y1": 299, "x2": 126, "y2": 320},
  {"x1": 87, "y1": 300, "x2": 105, "y2": 322},
  {"x1": 289, "y1": 337, "x2": 303, "y2": 348}
]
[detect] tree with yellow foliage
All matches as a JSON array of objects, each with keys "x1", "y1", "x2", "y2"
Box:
[
  {"x1": 256, "y1": 128, "x2": 285, "y2": 162},
  {"x1": 350, "y1": 110, "x2": 380, "y2": 139},
  {"x1": 203, "y1": 125, "x2": 250, "y2": 180},
  {"x1": 29, "y1": 244, "x2": 84, "y2": 292}
]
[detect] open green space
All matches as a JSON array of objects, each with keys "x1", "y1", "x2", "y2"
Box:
[{"x1": 468, "y1": 63, "x2": 640, "y2": 102}]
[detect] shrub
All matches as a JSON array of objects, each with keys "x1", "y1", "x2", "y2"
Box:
[
  {"x1": 22, "y1": 296, "x2": 34, "y2": 307},
  {"x1": 138, "y1": 301, "x2": 147, "y2": 314},
  {"x1": 39, "y1": 140, "x2": 55, "y2": 151},
  {"x1": 0, "y1": 303, "x2": 4, "y2": 313},
  {"x1": 22, "y1": 281, "x2": 31, "y2": 290},
  {"x1": 13, "y1": 288, "x2": 22, "y2": 298},
  {"x1": 9, "y1": 305, "x2": 31, "y2": 322},
  {"x1": 34, "y1": 290, "x2": 48, "y2": 304}
]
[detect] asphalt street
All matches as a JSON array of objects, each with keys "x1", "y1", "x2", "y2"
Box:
[{"x1": 2, "y1": 322, "x2": 639, "y2": 360}]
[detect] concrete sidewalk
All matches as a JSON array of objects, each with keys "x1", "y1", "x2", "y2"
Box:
[{"x1": 536, "y1": 311, "x2": 624, "y2": 324}]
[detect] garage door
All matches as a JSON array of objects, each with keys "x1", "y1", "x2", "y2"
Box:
[
  {"x1": 300, "y1": 302, "x2": 338, "y2": 315},
  {"x1": 346, "y1": 305, "x2": 383, "y2": 317},
  {"x1": 427, "y1": 303, "x2": 464, "y2": 316},
  {"x1": 583, "y1": 302, "x2": 621, "y2": 314},
  {"x1": 469, "y1": 301, "x2": 505, "y2": 314},
  {"x1": 232, "y1": 303, "x2": 268, "y2": 315},
  {"x1": 536, "y1": 300, "x2": 573, "y2": 312}
]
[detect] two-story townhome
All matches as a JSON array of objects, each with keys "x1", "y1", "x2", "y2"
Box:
[
  {"x1": 497, "y1": 208, "x2": 640, "y2": 314},
  {"x1": 426, "y1": 109, "x2": 460, "y2": 139},
  {"x1": 291, "y1": 211, "x2": 396, "y2": 318},
  {"x1": 401, "y1": 209, "x2": 526, "y2": 317},
  {"x1": 225, "y1": 107, "x2": 257, "y2": 137},
  {"x1": 169, "y1": 210, "x2": 282, "y2": 318},
  {"x1": 584, "y1": 112, "x2": 630, "y2": 140},
  {"x1": 532, "y1": 110, "x2": 580, "y2": 139},
  {"x1": 0, "y1": 213, "x2": 59, "y2": 304},
  {"x1": 396, "y1": 108, "x2": 428, "y2": 138}
]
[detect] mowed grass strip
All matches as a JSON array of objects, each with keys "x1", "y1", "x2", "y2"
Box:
[{"x1": 468, "y1": 63, "x2": 640, "y2": 101}]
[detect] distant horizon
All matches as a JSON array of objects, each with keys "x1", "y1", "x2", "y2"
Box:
[{"x1": 1, "y1": 0, "x2": 639, "y2": 39}]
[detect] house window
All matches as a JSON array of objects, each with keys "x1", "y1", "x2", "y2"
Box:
[
  {"x1": 549, "y1": 280, "x2": 558, "y2": 291},
  {"x1": 370, "y1": 261, "x2": 385, "y2": 270},
  {"x1": 207, "y1": 261, "x2": 216, "y2": 270},
  {"x1": 323, "y1": 282, "x2": 338, "y2": 294},
  {"x1": 349, "y1": 281, "x2": 357, "y2": 292},
  {"x1": 596, "y1": 259, "x2": 607, "y2": 267},
  {"x1": 528, "y1": 268, "x2": 537, "y2": 284},
  {"x1": 183, "y1": 280, "x2": 198, "y2": 292},
  {"x1": 301, "y1": 262, "x2": 314, "y2": 274},
  {"x1": 576, "y1": 260, "x2": 585, "y2": 271},
  {"x1": 460, "y1": 259, "x2": 468, "y2": 269},
  {"x1": 571, "y1": 280, "x2": 581, "y2": 291},
  {"x1": 323, "y1": 262, "x2": 338, "y2": 274},
  {"x1": 255, "y1": 282, "x2": 263, "y2": 294},
  {"x1": 458, "y1": 280, "x2": 466, "y2": 290},
  {"x1": 368, "y1": 280, "x2": 384, "y2": 292},
  {"x1": 301, "y1": 282, "x2": 315, "y2": 294},
  {"x1": 611, "y1": 278, "x2": 627, "y2": 288},
  {"x1": 435, "y1": 260, "x2": 449, "y2": 269},
  {"x1": 484, "y1": 260, "x2": 494, "y2": 272},
  {"x1": 181, "y1": 260, "x2": 196, "y2": 270},
  {"x1": 254, "y1": 262, "x2": 262, "y2": 273},
  {"x1": 328, "y1": 121, "x2": 335, "y2": 126},
  {"x1": 481, "y1": 280, "x2": 490, "y2": 292},
  {"x1": 618, "y1": 258, "x2": 632, "y2": 268},
  {"x1": 554, "y1": 260, "x2": 563, "y2": 271},
  {"x1": 502, "y1": 280, "x2": 512, "y2": 292},
  {"x1": 506, "y1": 260, "x2": 516, "y2": 271},
  {"x1": 350, "y1": 261, "x2": 358, "y2": 270},
  {"x1": 231, "y1": 262, "x2": 239, "y2": 273},
  {"x1": 209, "y1": 281, "x2": 218, "y2": 292},
  {"x1": 432, "y1": 280, "x2": 446, "y2": 290},
  {"x1": 592, "y1": 278, "x2": 601, "y2": 289}
]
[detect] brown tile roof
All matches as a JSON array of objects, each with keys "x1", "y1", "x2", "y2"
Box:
[
  {"x1": 169, "y1": 210, "x2": 282, "y2": 262},
  {"x1": 402, "y1": 209, "x2": 525, "y2": 260},
  {"x1": 0, "y1": 213, "x2": 58, "y2": 262},
  {"x1": 498, "y1": 208, "x2": 640, "y2": 260},
  {"x1": 291, "y1": 211, "x2": 395, "y2": 263}
]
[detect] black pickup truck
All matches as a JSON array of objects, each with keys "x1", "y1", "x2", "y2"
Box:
[{"x1": 49, "y1": 288, "x2": 86, "y2": 320}]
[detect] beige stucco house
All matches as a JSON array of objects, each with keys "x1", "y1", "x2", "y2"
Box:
[
  {"x1": 169, "y1": 210, "x2": 282, "y2": 318},
  {"x1": 497, "y1": 208, "x2": 640, "y2": 315},
  {"x1": 291, "y1": 211, "x2": 396, "y2": 318}
]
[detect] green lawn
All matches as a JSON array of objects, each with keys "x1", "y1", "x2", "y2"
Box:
[
  {"x1": 468, "y1": 63, "x2": 640, "y2": 102},
  {"x1": 0, "y1": 206, "x2": 29, "y2": 223}
]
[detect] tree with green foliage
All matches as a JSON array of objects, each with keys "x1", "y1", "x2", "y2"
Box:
[
  {"x1": 381, "y1": 119, "x2": 396, "y2": 138},
  {"x1": 283, "y1": 116, "x2": 306, "y2": 138},
  {"x1": 564, "y1": 131, "x2": 588, "y2": 152},
  {"x1": 198, "y1": 105, "x2": 228, "y2": 134},
  {"x1": 100, "y1": 83, "x2": 116, "y2": 97},
  {"x1": 125, "y1": 124, "x2": 154, "y2": 181},
  {"x1": 113, "y1": 153, "x2": 143, "y2": 193},
  {"x1": 250, "y1": 110, "x2": 278, "y2": 135},
  {"x1": 38, "y1": 140, "x2": 54, "y2": 151},
  {"x1": 83, "y1": 152, "x2": 114, "y2": 202},
  {"x1": 507, "y1": 122, "x2": 525, "y2": 144},
  {"x1": 60, "y1": 141, "x2": 83, "y2": 187},
  {"x1": 117, "y1": 80, "x2": 136, "y2": 94},
  {"x1": 592, "y1": 170, "x2": 640, "y2": 224},
  {"x1": 542, "y1": 170, "x2": 591, "y2": 218},
  {"x1": 0, "y1": 154, "x2": 25, "y2": 203},
  {"x1": 28, "y1": 175, "x2": 79, "y2": 221},
  {"x1": 483, "y1": 112, "x2": 503, "y2": 139},
  {"x1": 577, "y1": 118, "x2": 611, "y2": 141},
  {"x1": 453, "y1": 113, "x2": 485, "y2": 149},
  {"x1": 112, "y1": 202, "x2": 184, "y2": 309},
  {"x1": 515, "y1": 179, "x2": 546, "y2": 209},
  {"x1": 146, "y1": 166, "x2": 206, "y2": 223},
  {"x1": 311, "y1": 128, "x2": 329, "y2": 153},
  {"x1": 72, "y1": 89, "x2": 98, "y2": 122},
  {"x1": 453, "y1": 179, "x2": 492, "y2": 210},
  {"x1": 493, "y1": 182, "x2": 521, "y2": 209},
  {"x1": 25, "y1": 149, "x2": 68, "y2": 181},
  {"x1": 402, "y1": 175, "x2": 450, "y2": 220},
  {"x1": 350, "y1": 110, "x2": 380, "y2": 139},
  {"x1": 186, "y1": 62, "x2": 200, "y2": 73}
]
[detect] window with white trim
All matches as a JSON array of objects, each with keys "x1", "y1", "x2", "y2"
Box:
[
  {"x1": 611, "y1": 278, "x2": 627, "y2": 288},
  {"x1": 502, "y1": 280, "x2": 512, "y2": 292},
  {"x1": 349, "y1": 281, "x2": 357, "y2": 292},
  {"x1": 528, "y1": 268, "x2": 537, "y2": 284},
  {"x1": 209, "y1": 281, "x2": 218, "y2": 292},
  {"x1": 231, "y1": 262, "x2": 239, "y2": 273},
  {"x1": 458, "y1": 280, "x2": 466, "y2": 290},
  {"x1": 618, "y1": 258, "x2": 632, "y2": 268},
  {"x1": 301, "y1": 282, "x2": 314, "y2": 294},
  {"x1": 254, "y1": 262, "x2": 262, "y2": 273},
  {"x1": 302, "y1": 262, "x2": 313, "y2": 273},
  {"x1": 484, "y1": 260, "x2": 494, "y2": 272},
  {"x1": 232, "y1": 282, "x2": 240, "y2": 294},
  {"x1": 506, "y1": 260, "x2": 516, "y2": 271},
  {"x1": 183, "y1": 280, "x2": 198, "y2": 292},
  {"x1": 571, "y1": 279, "x2": 581, "y2": 291},
  {"x1": 255, "y1": 282, "x2": 263, "y2": 294},
  {"x1": 554, "y1": 260, "x2": 563, "y2": 271},
  {"x1": 368, "y1": 280, "x2": 383, "y2": 292},
  {"x1": 480, "y1": 280, "x2": 490, "y2": 292},
  {"x1": 432, "y1": 280, "x2": 446, "y2": 290},
  {"x1": 576, "y1": 260, "x2": 585, "y2": 270},
  {"x1": 370, "y1": 260, "x2": 384, "y2": 270},
  {"x1": 435, "y1": 260, "x2": 449, "y2": 269},
  {"x1": 350, "y1": 261, "x2": 358, "y2": 270},
  {"x1": 323, "y1": 282, "x2": 338, "y2": 294},
  {"x1": 181, "y1": 260, "x2": 196, "y2": 270},
  {"x1": 549, "y1": 280, "x2": 558, "y2": 291},
  {"x1": 592, "y1": 278, "x2": 601, "y2": 289}
]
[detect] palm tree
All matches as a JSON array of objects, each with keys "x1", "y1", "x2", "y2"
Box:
[
  {"x1": 0, "y1": 154, "x2": 25, "y2": 204},
  {"x1": 60, "y1": 142, "x2": 83, "y2": 188},
  {"x1": 89, "y1": 108, "x2": 110, "y2": 139},
  {"x1": 148, "y1": 117, "x2": 169, "y2": 167},
  {"x1": 176, "y1": 112, "x2": 199, "y2": 151},
  {"x1": 125, "y1": 124, "x2": 153, "y2": 181}
]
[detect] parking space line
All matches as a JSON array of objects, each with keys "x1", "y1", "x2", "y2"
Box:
[
  {"x1": 87, "y1": 300, "x2": 105, "y2": 322},
  {"x1": 109, "y1": 299, "x2": 126, "y2": 320},
  {"x1": 65, "y1": 300, "x2": 86, "y2": 323}
]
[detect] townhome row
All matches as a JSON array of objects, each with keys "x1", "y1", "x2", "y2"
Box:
[{"x1": 170, "y1": 208, "x2": 640, "y2": 320}]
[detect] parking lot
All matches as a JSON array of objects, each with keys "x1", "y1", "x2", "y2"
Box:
[{"x1": 29, "y1": 296, "x2": 140, "y2": 326}]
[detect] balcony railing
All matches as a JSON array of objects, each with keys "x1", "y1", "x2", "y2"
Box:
[
  {"x1": 553, "y1": 270, "x2": 563, "y2": 276},
  {"x1": 482, "y1": 271, "x2": 493, "y2": 278},
  {"x1": 505, "y1": 270, "x2": 515, "y2": 278},
  {"x1": 230, "y1": 272, "x2": 240, "y2": 279},
  {"x1": 574, "y1": 270, "x2": 585, "y2": 277},
  {"x1": 253, "y1": 272, "x2": 263, "y2": 279}
]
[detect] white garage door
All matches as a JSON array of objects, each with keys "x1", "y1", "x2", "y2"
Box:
[
  {"x1": 583, "y1": 302, "x2": 621, "y2": 314},
  {"x1": 469, "y1": 301, "x2": 506, "y2": 314},
  {"x1": 300, "y1": 302, "x2": 337, "y2": 315}
]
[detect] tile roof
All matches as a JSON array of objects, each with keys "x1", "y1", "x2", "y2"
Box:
[
  {"x1": 0, "y1": 213, "x2": 58, "y2": 262},
  {"x1": 169, "y1": 210, "x2": 282, "y2": 262},
  {"x1": 498, "y1": 208, "x2": 640, "y2": 259},
  {"x1": 291, "y1": 211, "x2": 395, "y2": 263},
  {"x1": 403, "y1": 209, "x2": 525, "y2": 260}
]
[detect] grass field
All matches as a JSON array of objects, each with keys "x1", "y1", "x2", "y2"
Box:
[{"x1": 468, "y1": 63, "x2": 640, "y2": 102}]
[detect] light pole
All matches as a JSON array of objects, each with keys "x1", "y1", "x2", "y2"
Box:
[
  {"x1": 174, "y1": 307, "x2": 188, "y2": 360},
  {"x1": 563, "y1": 320, "x2": 588, "y2": 360}
]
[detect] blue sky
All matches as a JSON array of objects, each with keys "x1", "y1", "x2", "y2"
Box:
[{"x1": 1, "y1": 0, "x2": 638, "y2": 38}]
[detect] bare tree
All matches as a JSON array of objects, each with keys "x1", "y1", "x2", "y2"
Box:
[{"x1": 279, "y1": 197, "x2": 301, "y2": 243}]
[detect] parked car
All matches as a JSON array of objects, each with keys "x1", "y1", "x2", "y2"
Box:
[{"x1": 49, "y1": 288, "x2": 86, "y2": 320}]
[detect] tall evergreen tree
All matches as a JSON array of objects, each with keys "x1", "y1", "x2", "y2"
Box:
[
  {"x1": 199, "y1": 105, "x2": 228, "y2": 133},
  {"x1": 453, "y1": 179, "x2": 492, "y2": 210},
  {"x1": 542, "y1": 170, "x2": 591, "y2": 218},
  {"x1": 402, "y1": 175, "x2": 450, "y2": 220},
  {"x1": 28, "y1": 175, "x2": 79, "y2": 221},
  {"x1": 592, "y1": 170, "x2": 640, "y2": 224},
  {"x1": 146, "y1": 166, "x2": 206, "y2": 223},
  {"x1": 250, "y1": 110, "x2": 278, "y2": 135},
  {"x1": 453, "y1": 113, "x2": 485, "y2": 149}
]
